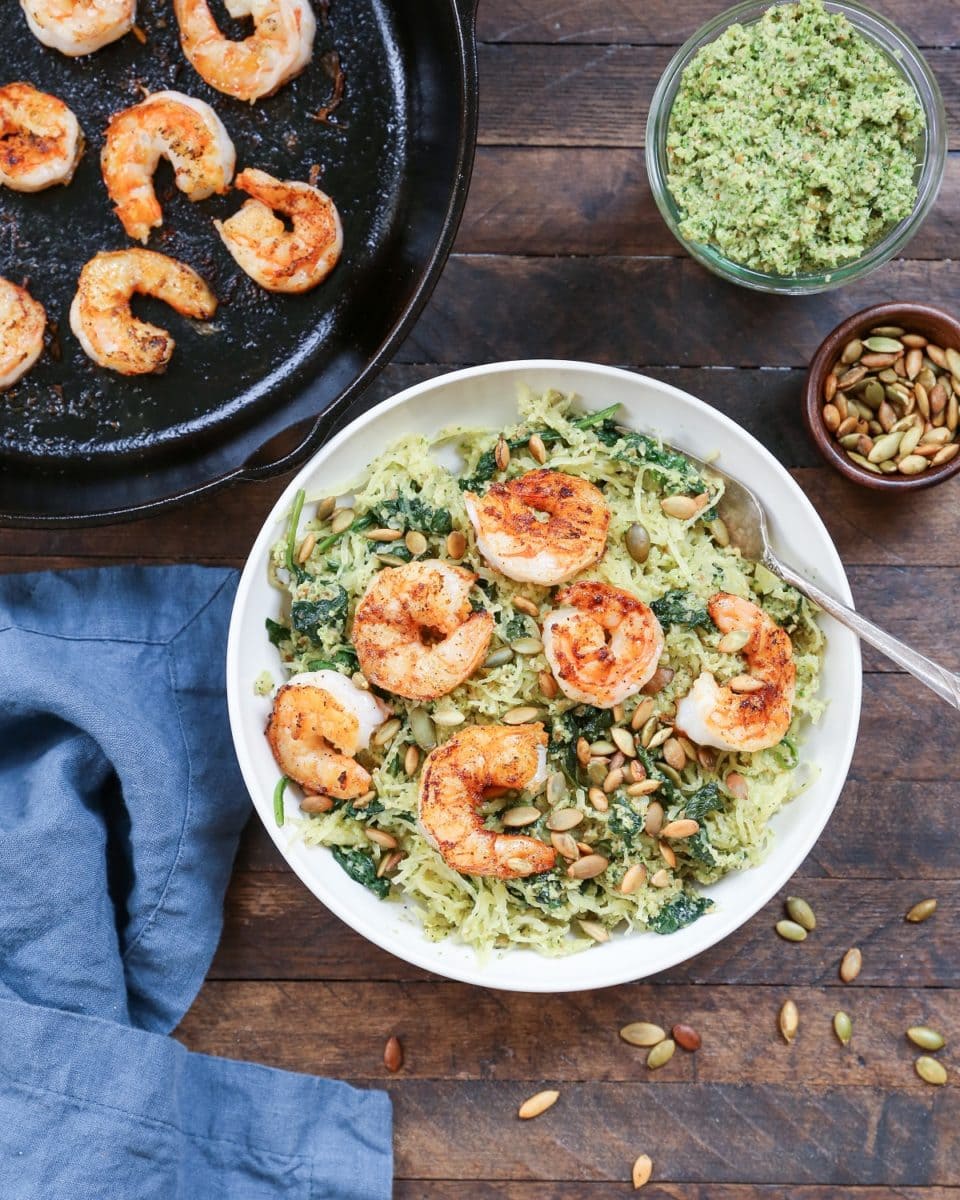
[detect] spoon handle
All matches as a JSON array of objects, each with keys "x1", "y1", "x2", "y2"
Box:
[{"x1": 766, "y1": 552, "x2": 960, "y2": 711}]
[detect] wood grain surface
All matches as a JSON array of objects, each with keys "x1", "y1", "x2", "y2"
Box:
[{"x1": 3, "y1": 1, "x2": 958, "y2": 1194}]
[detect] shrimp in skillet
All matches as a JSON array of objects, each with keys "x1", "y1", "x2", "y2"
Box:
[
  {"x1": 675, "y1": 593, "x2": 796, "y2": 753},
  {"x1": 465, "y1": 469, "x2": 610, "y2": 586},
  {"x1": 214, "y1": 168, "x2": 342, "y2": 293},
  {"x1": 0, "y1": 277, "x2": 46, "y2": 390},
  {"x1": 267, "y1": 669, "x2": 389, "y2": 800},
  {"x1": 70, "y1": 248, "x2": 217, "y2": 375},
  {"x1": 418, "y1": 723, "x2": 555, "y2": 878},
  {"x1": 0, "y1": 83, "x2": 83, "y2": 192},
  {"x1": 102, "y1": 91, "x2": 236, "y2": 243},
  {"x1": 541, "y1": 581, "x2": 664, "y2": 708},
  {"x1": 20, "y1": 0, "x2": 135, "y2": 56},
  {"x1": 352, "y1": 559, "x2": 494, "y2": 702},
  {"x1": 173, "y1": 0, "x2": 315, "y2": 103}
]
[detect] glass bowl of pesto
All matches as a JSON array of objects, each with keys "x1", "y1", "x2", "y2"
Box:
[{"x1": 645, "y1": 0, "x2": 946, "y2": 294}]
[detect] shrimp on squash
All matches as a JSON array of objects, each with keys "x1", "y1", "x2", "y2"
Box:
[
  {"x1": 352, "y1": 559, "x2": 494, "y2": 702},
  {"x1": 102, "y1": 91, "x2": 236, "y2": 243},
  {"x1": 20, "y1": 0, "x2": 136, "y2": 57},
  {"x1": 70, "y1": 248, "x2": 217, "y2": 375},
  {"x1": 465, "y1": 469, "x2": 610, "y2": 586},
  {"x1": 0, "y1": 83, "x2": 83, "y2": 192},
  {"x1": 267, "y1": 669, "x2": 389, "y2": 800},
  {"x1": 418, "y1": 723, "x2": 554, "y2": 878},
  {"x1": 541, "y1": 581, "x2": 664, "y2": 708},
  {"x1": 173, "y1": 0, "x2": 315, "y2": 103},
  {"x1": 675, "y1": 592, "x2": 796, "y2": 753},
  {"x1": 214, "y1": 168, "x2": 342, "y2": 294},
  {"x1": 0, "y1": 277, "x2": 46, "y2": 390}
]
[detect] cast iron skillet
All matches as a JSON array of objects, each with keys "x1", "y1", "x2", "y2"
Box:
[{"x1": 0, "y1": 0, "x2": 477, "y2": 526}]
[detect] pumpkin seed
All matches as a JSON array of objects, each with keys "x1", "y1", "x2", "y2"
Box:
[
  {"x1": 662, "y1": 737, "x2": 686, "y2": 771},
  {"x1": 870, "y1": 325, "x2": 905, "y2": 337},
  {"x1": 864, "y1": 336, "x2": 904, "y2": 353},
  {"x1": 351, "y1": 790, "x2": 377, "y2": 810},
  {"x1": 776, "y1": 919, "x2": 808, "y2": 942},
  {"x1": 373, "y1": 717, "x2": 402, "y2": 746},
  {"x1": 926, "y1": 344, "x2": 948, "y2": 369},
  {"x1": 861, "y1": 379, "x2": 885, "y2": 410},
  {"x1": 316, "y1": 495, "x2": 337, "y2": 521},
  {"x1": 576, "y1": 737, "x2": 591, "y2": 766},
  {"x1": 579, "y1": 919, "x2": 610, "y2": 943},
  {"x1": 352, "y1": 672, "x2": 370, "y2": 691},
  {"x1": 547, "y1": 807, "x2": 583, "y2": 832},
  {"x1": 296, "y1": 532, "x2": 317, "y2": 563},
  {"x1": 331, "y1": 507, "x2": 355, "y2": 534},
  {"x1": 661, "y1": 818, "x2": 699, "y2": 839},
  {"x1": 840, "y1": 339, "x2": 863, "y2": 364},
  {"x1": 785, "y1": 896, "x2": 816, "y2": 931},
  {"x1": 725, "y1": 771, "x2": 748, "y2": 799},
  {"x1": 650, "y1": 868, "x2": 671, "y2": 888},
  {"x1": 718, "y1": 628, "x2": 751, "y2": 654},
  {"x1": 641, "y1": 666, "x2": 675, "y2": 695},
  {"x1": 501, "y1": 806, "x2": 541, "y2": 828},
  {"x1": 905, "y1": 348, "x2": 923, "y2": 379},
  {"x1": 946, "y1": 347, "x2": 960, "y2": 379},
  {"x1": 779, "y1": 999, "x2": 799, "y2": 1043},
  {"x1": 905, "y1": 898, "x2": 937, "y2": 923},
  {"x1": 405, "y1": 530, "x2": 428, "y2": 556},
  {"x1": 567, "y1": 854, "x2": 609, "y2": 880},
  {"x1": 660, "y1": 764, "x2": 683, "y2": 787},
  {"x1": 528, "y1": 433, "x2": 547, "y2": 464},
  {"x1": 620, "y1": 863, "x2": 647, "y2": 895},
  {"x1": 432, "y1": 707, "x2": 465, "y2": 727},
  {"x1": 899, "y1": 424, "x2": 923, "y2": 457},
  {"x1": 446, "y1": 530, "x2": 466, "y2": 559},
  {"x1": 603, "y1": 767, "x2": 625, "y2": 794},
  {"x1": 366, "y1": 827, "x2": 397, "y2": 850},
  {"x1": 627, "y1": 779, "x2": 661, "y2": 797},
  {"x1": 611, "y1": 726, "x2": 637, "y2": 757},
  {"x1": 518, "y1": 1089, "x2": 559, "y2": 1119},
  {"x1": 484, "y1": 646, "x2": 515, "y2": 668},
  {"x1": 403, "y1": 744, "x2": 420, "y2": 775},
  {"x1": 672, "y1": 1023, "x2": 701, "y2": 1052},
  {"x1": 902, "y1": 334, "x2": 928, "y2": 348},
  {"x1": 729, "y1": 674, "x2": 763, "y2": 693},
  {"x1": 626, "y1": 522, "x2": 651, "y2": 563},
  {"x1": 838, "y1": 433, "x2": 861, "y2": 450},
  {"x1": 366, "y1": 527, "x2": 404, "y2": 542},
  {"x1": 839, "y1": 947, "x2": 862, "y2": 983},
  {"x1": 907, "y1": 1026, "x2": 945, "y2": 1051},
  {"x1": 838, "y1": 365, "x2": 868, "y2": 389},
  {"x1": 833, "y1": 1011, "x2": 853, "y2": 1046},
  {"x1": 860, "y1": 353, "x2": 898, "y2": 370},
  {"x1": 590, "y1": 740, "x2": 616, "y2": 756},
  {"x1": 551, "y1": 831, "x2": 579, "y2": 860},
  {"x1": 383, "y1": 1035, "x2": 403, "y2": 1072},
  {"x1": 513, "y1": 595, "x2": 539, "y2": 618},
  {"x1": 868, "y1": 431, "x2": 902, "y2": 463},
  {"x1": 647, "y1": 1039, "x2": 676, "y2": 1070},
  {"x1": 546, "y1": 771, "x2": 566, "y2": 806},
  {"x1": 631, "y1": 1153, "x2": 653, "y2": 1190},
  {"x1": 708, "y1": 517, "x2": 730, "y2": 547},
  {"x1": 620, "y1": 1022, "x2": 666, "y2": 1047},
  {"x1": 660, "y1": 495, "x2": 700, "y2": 521},
  {"x1": 300, "y1": 793, "x2": 334, "y2": 813},
  {"x1": 898, "y1": 454, "x2": 930, "y2": 476},
  {"x1": 503, "y1": 705, "x2": 540, "y2": 725},
  {"x1": 376, "y1": 553, "x2": 406, "y2": 567},
  {"x1": 409, "y1": 707, "x2": 436, "y2": 749},
  {"x1": 511, "y1": 637, "x2": 543, "y2": 655},
  {"x1": 846, "y1": 450, "x2": 882, "y2": 474},
  {"x1": 644, "y1": 800, "x2": 664, "y2": 836},
  {"x1": 915, "y1": 1056, "x2": 948, "y2": 1086},
  {"x1": 538, "y1": 670, "x2": 559, "y2": 700},
  {"x1": 947, "y1": 394, "x2": 959, "y2": 434},
  {"x1": 631, "y1": 698, "x2": 655, "y2": 730},
  {"x1": 647, "y1": 725, "x2": 672, "y2": 750},
  {"x1": 658, "y1": 840, "x2": 677, "y2": 868},
  {"x1": 494, "y1": 436, "x2": 510, "y2": 471}
]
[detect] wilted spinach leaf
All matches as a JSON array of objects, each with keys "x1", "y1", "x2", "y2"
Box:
[
  {"x1": 648, "y1": 891, "x2": 712, "y2": 934},
  {"x1": 374, "y1": 494, "x2": 453, "y2": 535},
  {"x1": 265, "y1": 618, "x2": 290, "y2": 648},
  {"x1": 508, "y1": 870, "x2": 566, "y2": 911},
  {"x1": 340, "y1": 799, "x2": 385, "y2": 821},
  {"x1": 651, "y1": 589, "x2": 712, "y2": 630},
  {"x1": 291, "y1": 584, "x2": 349, "y2": 643},
  {"x1": 608, "y1": 798, "x2": 645, "y2": 847},
  {"x1": 331, "y1": 847, "x2": 389, "y2": 898}
]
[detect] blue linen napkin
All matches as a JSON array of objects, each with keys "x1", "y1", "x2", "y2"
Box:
[{"x1": 0, "y1": 566, "x2": 392, "y2": 1200}]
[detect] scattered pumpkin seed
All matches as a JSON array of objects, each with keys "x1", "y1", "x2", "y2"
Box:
[
  {"x1": 366, "y1": 827, "x2": 397, "y2": 850},
  {"x1": 864, "y1": 335, "x2": 904, "y2": 353},
  {"x1": 718, "y1": 629, "x2": 750, "y2": 654},
  {"x1": 611, "y1": 727, "x2": 637, "y2": 757},
  {"x1": 660, "y1": 495, "x2": 700, "y2": 521},
  {"x1": 403, "y1": 744, "x2": 420, "y2": 776},
  {"x1": 567, "y1": 854, "x2": 609, "y2": 880},
  {"x1": 503, "y1": 705, "x2": 541, "y2": 725},
  {"x1": 528, "y1": 433, "x2": 547, "y2": 464},
  {"x1": 785, "y1": 896, "x2": 816, "y2": 932},
  {"x1": 331, "y1": 507, "x2": 355, "y2": 534},
  {"x1": 626, "y1": 522, "x2": 651, "y2": 563},
  {"x1": 484, "y1": 646, "x2": 515, "y2": 668},
  {"x1": 779, "y1": 999, "x2": 799, "y2": 1043},
  {"x1": 296, "y1": 532, "x2": 316, "y2": 563},
  {"x1": 446, "y1": 530, "x2": 466, "y2": 559},
  {"x1": 776, "y1": 920, "x2": 808, "y2": 943},
  {"x1": 840, "y1": 339, "x2": 863, "y2": 364},
  {"x1": 708, "y1": 517, "x2": 730, "y2": 547},
  {"x1": 518, "y1": 1089, "x2": 559, "y2": 1119},
  {"x1": 631, "y1": 1154, "x2": 653, "y2": 1190},
  {"x1": 631, "y1": 697, "x2": 655, "y2": 730},
  {"x1": 316, "y1": 495, "x2": 337, "y2": 521},
  {"x1": 907, "y1": 1026, "x2": 945, "y2": 1051},
  {"x1": 579, "y1": 919, "x2": 610, "y2": 943},
  {"x1": 494, "y1": 436, "x2": 510, "y2": 471},
  {"x1": 833, "y1": 1011, "x2": 853, "y2": 1046},
  {"x1": 546, "y1": 807, "x2": 583, "y2": 832},
  {"x1": 644, "y1": 800, "x2": 664, "y2": 837},
  {"x1": 408, "y1": 707, "x2": 436, "y2": 749},
  {"x1": 915, "y1": 1056, "x2": 948, "y2": 1086},
  {"x1": 300, "y1": 793, "x2": 334, "y2": 814},
  {"x1": 511, "y1": 637, "x2": 543, "y2": 655},
  {"x1": 546, "y1": 771, "x2": 566, "y2": 806},
  {"x1": 906, "y1": 898, "x2": 937, "y2": 923},
  {"x1": 650, "y1": 868, "x2": 671, "y2": 888},
  {"x1": 672, "y1": 1023, "x2": 701, "y2": 1052},
  {"x1": 620, "y1": 863, "x2": 647, "y2": 895},
  {"x1": 661, "y1": 818, "x2": 699, "y2": 839},
  {"x1": 501, "y1": 806, "x2": 541, "y2": 828},
  {"x1": 551, "y1": 831, "x2": 579, "y2": 860},
  {"x1": 383, "y1": 1035, "x2": 403, "y2": 1072},
  {"x1": 839, "y1": 947, "x2": 862, "y2": 983},
  {"x1": 647, "y1": 1039, "x2": 676, "y2": 1070},
  {"x1": 432, "y1": 708, "x2": 465, "y2": 727}
]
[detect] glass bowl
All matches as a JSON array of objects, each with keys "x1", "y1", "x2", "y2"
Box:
[{"x1": 645, "y1": 0, "x2": 947, "y2": 295}]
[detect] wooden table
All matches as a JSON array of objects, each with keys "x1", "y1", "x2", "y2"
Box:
[{"x1": 6, "y1": 2, "x2": 959, "y2": 1194}]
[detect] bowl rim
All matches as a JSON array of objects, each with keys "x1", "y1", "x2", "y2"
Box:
[
  {"x1": 803, "y1": 302, "x2": 960, "y2": 491},
  {"x1": 226, "y1": 359, "x2": 863, "y2": 991},
  {"x1": 644, "y1": 0, "x2": 947, "y2": 294}
]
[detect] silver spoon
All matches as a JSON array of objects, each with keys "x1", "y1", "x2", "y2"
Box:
[{"x1": 677, "y1": 449, "x2": 960, "y2": 709}]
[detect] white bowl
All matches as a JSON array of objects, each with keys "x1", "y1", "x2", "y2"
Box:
[{"x1": 227, "y1": 360, "x2": 862, "y2": 992}]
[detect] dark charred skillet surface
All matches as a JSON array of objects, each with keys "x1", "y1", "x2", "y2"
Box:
[{"x1": 0, "y1": 0, "x2": 408, "y2": 464}]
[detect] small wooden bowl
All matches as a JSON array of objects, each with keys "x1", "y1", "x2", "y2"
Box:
[{"x1": 803, "y1": 302, "x2": 960, "y2": 491}]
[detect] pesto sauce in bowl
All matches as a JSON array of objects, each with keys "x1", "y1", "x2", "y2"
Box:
[{"x1": 665, "y1": 0, "x2": 924, "y2": 276}]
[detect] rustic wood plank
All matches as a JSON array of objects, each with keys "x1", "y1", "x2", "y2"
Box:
[
  {"x1": 456, "y1": 148, "x2": 960, "y2": 260},
  {"x1": 476, "y1": 0, "x2": 960, "y2": 47},
  {"x1": 397, "y1": 257, "x2": 960, "y2": 368},
  {"x1": 400, "y1": 1189, "x2": 960, "y2": 1199},
  {"x1": 208, "y1": 875, "x2": 958, "y2": 984},
  {"x1": 178, "y1": 981, "x2": 956, "y2": 1087},
  {"x1": 476, "y1": 47, "x2": 960, "y2": 149}
]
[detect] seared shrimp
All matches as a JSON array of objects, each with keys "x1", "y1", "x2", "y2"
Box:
[
  {"x1": 20, "y1": 0, "x2": 135, "y2": 55},
  {"x1": 352, "y1": 559, "x2": 494, "y2": 702},
  {"x1": 102, "y1": 91, "x2": 236, "y2": 243},
  {"x1": 465, "y1": 469, "x2": 610, "y2": 586},
  {"x1": 267, "y1": 669, "x2": 389, "y2": 800},
  {"x1": 173, "y1": 0, "x2": 315, "y2": 103},
  {"x1": 0, "y1": 277, "x2": 46, "y2": 389},
  {"x1": 70, "y1": 248, "x2": 217, "y2": 375},
  {"x1": 541, "y1": 581, "x2": 664, "y2": 708},
  {"x1": 0, "y1": 83, "x2": 83, "y2": 192},
  {"x1": 214, "y1": 168, "x2": 342, "y2": 294},
  {"x1": 675, "y1": 593, "x2": 796, "y2": 753},
  {"x1": 418, "y1": 723, "x2": 554, "y2": 878}
]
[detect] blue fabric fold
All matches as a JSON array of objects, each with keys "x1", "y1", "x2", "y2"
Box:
[{"x1": 0, "y1": 567, "x2": 392, "y2": 1200}]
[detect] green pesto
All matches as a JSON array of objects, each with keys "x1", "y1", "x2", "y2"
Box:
[{"x1": 666, "y1": 0, "x2": 924, "y2": 275}]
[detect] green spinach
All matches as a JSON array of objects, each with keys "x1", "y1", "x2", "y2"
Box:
[
  {"x1": 607, "y1": 798, "x2": 645, "y2": 847},
  {"x1": 331, "y1": 847, "x2": 390, "y2": 899},
  {"x1": 651, "y1": 589, "x2": 713, "y2": 630},
  {"x1": 374, "y1": 494, "x2": 453, "y2": 536},
  {"x1": 648, "y1": 891, "x2": 713, "y2": 935},
  {"x1": 291, "y1": 584, "x2": 349, "y2": 643},
  {"x1": 265, "y1": 618, "x2": 290, "y2": 648}
]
